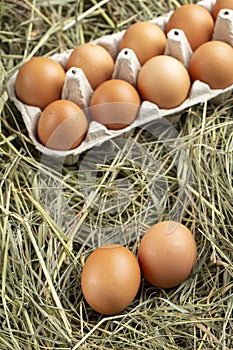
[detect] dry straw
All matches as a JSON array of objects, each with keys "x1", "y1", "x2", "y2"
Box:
[{"x1": 0, "y1": 0, "x2": 232, "y2": 349}]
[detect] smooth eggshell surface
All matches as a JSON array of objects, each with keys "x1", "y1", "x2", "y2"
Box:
[
  {"x1": 137, "y1": 55, "x2": 191, "y2": 109},
  {"x1": 138, "y1": 221, "x2": 197, "y2": 288},
  {"x1": 66, "y1": 43, "x2": 115, "y2": 90},
  {"x1": 213, "y1": 0, "x2": 233, "y2": 20},
  {"x1": 189, "y1": 40, "x2": 233, "y2": 89},
  {"x1": 166, "y1": 4, "x2": 214, "y2": 51},
  {"x1": 119, "y1": 21, "x2": 167, "y2": 65},
  {"x1": 81, "y1": 244, "x2": 141, "y2": 315},
  {"x1": 15, "y1": 57, "x2": 65, "y2": 110},
  {"x1": 90, "y1": 79, "x2": 141, "y2": 130},
  {"x1": 37, "y1": 100, "x2": 88, "y2": 151}
]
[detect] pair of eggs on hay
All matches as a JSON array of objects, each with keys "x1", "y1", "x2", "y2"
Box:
[
  {"x1": 15, "y1": 2, "x2": 233, "y2": 151},
  {"x1": 81, "y1": 220, "x2": 197, "y2": 315}
]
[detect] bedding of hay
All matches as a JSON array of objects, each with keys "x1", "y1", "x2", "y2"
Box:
[{"x1": 0, "y1": 0, "x2": 232, "y2": 349}]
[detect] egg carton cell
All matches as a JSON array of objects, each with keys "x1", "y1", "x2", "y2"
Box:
[{"x1": 7, "y1": 0, "x2": 233, "y2": 165}]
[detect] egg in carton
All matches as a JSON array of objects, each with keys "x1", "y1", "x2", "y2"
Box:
[{"x1": 7, "y1": 0, "x2": 233, "y2": 166}]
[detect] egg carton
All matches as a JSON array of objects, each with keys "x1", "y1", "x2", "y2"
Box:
[{"x1": 7, "y1": 0, "x2": 233, "y2": 165}]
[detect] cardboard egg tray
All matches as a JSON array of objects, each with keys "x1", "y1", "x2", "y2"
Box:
[{"x1": 7, "y1": 0, "x2": 233, "y2": 165}]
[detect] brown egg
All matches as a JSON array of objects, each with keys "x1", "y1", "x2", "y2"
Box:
[
  {"x1": 66, "y1": 43, "x2": 114, "y2": 90},
  {"x1": 15, "y1": 57, "x2": 65, "y2": 110},
  {"x1": 213, "y1": 0, "x2": 233, "y2": 20},
  {"x1": 189, "y1": 41, "x2": 233, "y2": 89},
  {"x1": 81, "y1": 244, "x2": 141, "y2": 315},
  {"x1": 119, "y1": 21, "x2": 167, "y2": 65},
  {"x1": 90, "y1": 79, "x2": 141, "y2": 130},
  {"x1": 137, "y1": 55, "x2": 191, "y2": 109},
  {"x1": 37, "y1": 100, "x2": 88, "y2": 151},
  {"x1": 138, "y1": 221, "x2": 197, "y2": 288},
  {"x1": 166, "y1": 4, "x2": 214, "y2": 51}
]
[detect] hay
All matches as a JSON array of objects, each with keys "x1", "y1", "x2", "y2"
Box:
[{"x1": 0, "y1": 0, "x2": 232, "y2": 349}]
